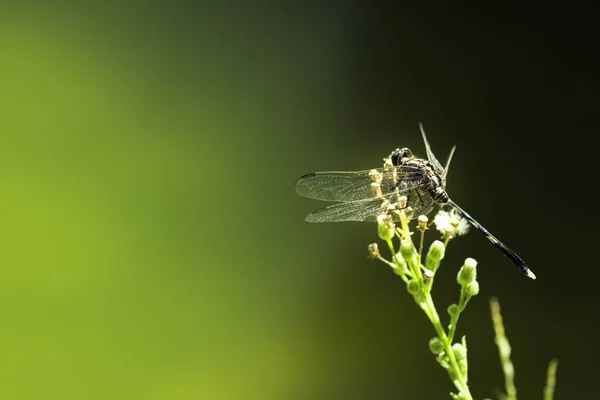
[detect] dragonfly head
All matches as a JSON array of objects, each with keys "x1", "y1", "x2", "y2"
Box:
[{"x1": 391, "y1": 147, "x2": 413, "y2": 166}]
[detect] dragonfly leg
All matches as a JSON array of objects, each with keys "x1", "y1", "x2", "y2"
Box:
[
  {"x1": 403, "y1": 194, "x2": 411, "y2": 210},
  {"x1": 416, "y1": 190, "x2": 425, "y2": 208}
]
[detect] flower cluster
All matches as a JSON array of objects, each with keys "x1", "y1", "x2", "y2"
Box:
[
  {"x1": 368, "y1": 204, "x2": 477, "y2": 400},
  {"x1": 366, "y1": 203, "x2": 557, "y2": 400}
]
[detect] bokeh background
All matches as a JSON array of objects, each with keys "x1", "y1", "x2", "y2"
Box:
[{"x1": 1, "y1": 2, "x2": 599, "y2": 399}]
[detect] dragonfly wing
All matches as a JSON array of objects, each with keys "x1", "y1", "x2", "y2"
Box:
[
  {"x1": 442, "y1": 145, "x2": 456, "y2": 182},
  {"x1": 295, "y1": 166, "x2": 425, "y2": 202},
  {"x1": 305, "y1": 183, "x2": 434, "y2": 222},
  {"x1": 295, "y1": 171, "x2": 372, "y2": 202},
  {"x1": 305, "y1": 197, "x2": 387, "y2": 222},
  {"x1": 419, "y1": 123, "x2": 444, "y2": 172}
]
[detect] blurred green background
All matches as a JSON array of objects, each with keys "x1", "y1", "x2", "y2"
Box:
[{"x1": 1, "y1": 2, "x2": 598, "y2": 399}]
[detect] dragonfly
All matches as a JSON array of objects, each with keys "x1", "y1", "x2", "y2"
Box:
[{"x1": 295, "y1": 124, "x2": 536, "y2": 279}]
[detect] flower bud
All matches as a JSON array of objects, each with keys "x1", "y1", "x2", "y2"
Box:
[
  {"x1": 452, "y1": 342, "x2": 467, "y2": 361},
  {"x1": 444, "y1": 225, "x2": 456, "y2": 240},
  {"x1": 458, "y1": 359, "x2": 468, "y2": 378},
  {"x1": 393, "y1": 251, "x2": 409, "y2": 274},
  {"x1": 437, "y1": 353, "x2": 450, "y2": 369},
  {"x1": 457, "y1": 258, "x2": 477, "y2": 286},
  {"x1": 426, "y1": 240, "x2": 445, "y2": 272},
  {"x1": 453, "y1": 341, "x2": 469, "y2": 377},
  {"x1": 400, "y1": 239, "x2": 417, "y2": 266},
  {"x1": 368, "y1": 169, "x2": 383, "y2": 183},
  {"x1": 418, "y1": 215, "x2": 428, "y2": 232},
  {"x1": 447, "y1": 303, "x2": 459, "y2": 317},
  {"x1": 367, "y1": 243, "x2": 381, "y2": 259},
  {"x1": 449, "y1": 216, "x2": 460, "y2": 230},
  {"x1": 466, "y1": 281, "x2": 480, "y2": 296},
  {"x1": 429, "y1": 337, "x2": 444, "y2": 355},
  {"x1": 422, "y1": 268, "x2": 434, "y2": 284},
  {"x1": 377, "y1": 214, "x2": 395, "y2": 241},
  {"x1": 406, "y1": 279, "x2": 419, "y2": 295},
  {"x1": 397, "y1": 196, "x2": 408, "y2": 210}
]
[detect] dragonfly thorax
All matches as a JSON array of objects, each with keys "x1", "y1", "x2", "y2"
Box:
[
  {"x1": 401, "y1": 158, "x2": 449, "y2": 204},
  {"x1": 422, "y1": 161, "x2": 448, "y2": 204}
]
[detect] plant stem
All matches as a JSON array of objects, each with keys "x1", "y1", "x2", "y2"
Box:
[
  {"x1": 448, "y1": 286, "x2": 468, "y2": 343},
  {"x1": 490, "y1": 298, "x2": 517, "y2": 400},
  {"x1": 384, "y1": 216, "x2": 475, "y2": 399},
  {"x1": 418, "y1": 228, "x2": 425, "y2": 260},
  {"x1": 385, "y1": 238, "x2": 410, "y2": 282},
  {"x1": 423, "y1": 294, "x2": 473, "y2": 399},
  {"x1": 543, "y1": 359, "x2": 558, "y2": 400}
]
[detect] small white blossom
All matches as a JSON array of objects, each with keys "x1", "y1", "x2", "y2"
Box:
[{"x1": 434, "y1": 209, "x2": 470, "y2": 236}]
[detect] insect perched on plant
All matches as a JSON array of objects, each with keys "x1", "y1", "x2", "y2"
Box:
[{"x1": 295, "y1": 124, "x2": 536, "y2": 279}]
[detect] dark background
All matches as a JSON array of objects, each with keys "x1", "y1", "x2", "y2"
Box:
[{"x1": 0, "y1": 2, "x2": 598, "y2": 399}]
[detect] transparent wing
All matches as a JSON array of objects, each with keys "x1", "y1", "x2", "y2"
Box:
[
  {"x1": 295, "y1": 165, "x2": 425, "y2": 203},
  {"x1": 442, "y1": 146, "x2": 456, "y2": 182},
  {"x1": 305, "y1": 184, "x2": 435, "y2": 223},
  {"x1": 419, "y1": 123, "x2": 444, "y2": 172}
]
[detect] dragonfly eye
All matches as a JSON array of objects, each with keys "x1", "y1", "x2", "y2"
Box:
[{"x1": 391, "y1": 147, "x2": 413, "y2": 166}]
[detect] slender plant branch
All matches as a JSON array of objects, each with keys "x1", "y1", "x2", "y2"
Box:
[
  {"x1": 424, "y1": 295, "x2": 472, "y2": 397},
  {"x1": 543, "y1": 359, "x2": 559, "y2": 400},
  {"x1": 490, "y1": 298, "x2": 517, "y2": 400},
  {"x1": 448, "y1": 285, "x2": 468, "y2": 343},
  {"x1": 372, "y1": 207, "x2": 477, "y2": 399}
]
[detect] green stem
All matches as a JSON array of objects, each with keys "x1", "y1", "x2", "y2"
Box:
[
  {"x1": 418, "y1": 228, "x2": 425, "y2": 260},
  {"x1": 543, "y1": 359, "x2": 558, "y2": 400},
  {"x1": 386, "y1": 238, "x2": 410, "y2": 282},
  {"x1": 490, "y1": 298, "x2": 517, "y2": 400},
  {"x1": 400, "y1": 222, "x2": 471, "y2": 398},
  {"x1": 448, "y1": 286, "x2": 469, "y2": 343},
  {"x1": 423, "y1": 295, "x2": 473, "y2": 399},
  {"x1": 404, "y1": 241, "x2": 423, "y2": 284}
]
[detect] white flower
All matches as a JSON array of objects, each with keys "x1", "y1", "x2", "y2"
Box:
[{"x1": 434, "y1": 208, "x2": 470, "y2": 236}]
